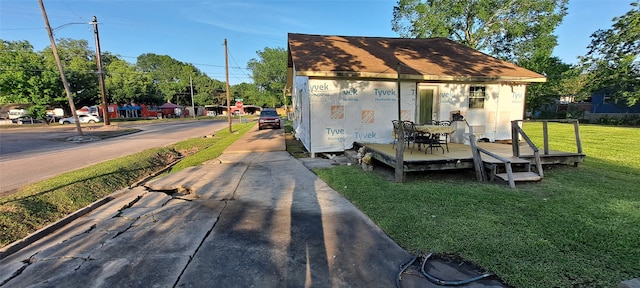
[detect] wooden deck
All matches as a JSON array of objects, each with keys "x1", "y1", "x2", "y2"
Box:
[{"x1": 357, "y1": 142, "x2": 585, "y2": 172}]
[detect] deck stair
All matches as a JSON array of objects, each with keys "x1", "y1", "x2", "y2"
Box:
[
  {"x1": 468, "y1": 120, "x2": 544, "y2": 188},
  {"x1": 471, "y1": 144, "x2": 543, "y2": 188},
  {"x1": 483, "y1": 155, "x2": 541, "y2": 183}
]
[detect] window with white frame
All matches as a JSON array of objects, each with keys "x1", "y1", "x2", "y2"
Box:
[{"x1": 469, "y1": 86, "x2": 486, "y2": 109}]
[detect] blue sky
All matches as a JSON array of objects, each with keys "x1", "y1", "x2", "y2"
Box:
[{"x1": 0, "y1": 0, "x2": 635, "y2": 85}]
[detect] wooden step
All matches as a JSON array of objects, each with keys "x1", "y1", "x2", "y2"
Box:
[
  {"x1": 495, "y1": 171, "x2": 541, "y2": 182},
  {"x1": 482, "y1": 157, "x2": 532, "y2": 182},
  {"x1": 483, "y1": 156, "x2": 530, "y2": 165}
]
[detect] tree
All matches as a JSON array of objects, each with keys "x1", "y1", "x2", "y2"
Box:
[
  {"x1": 247, "y1": 47, "x2": 287, "y2": 107},
  {"x1": 521, "y1": 56, "x2": 572, "y2": 114},
  {"x1": 0, "y1": 40, "x2": 61, "y2": 108},
  {"x1": 232, "y1": 82, "x2": 260, "y2": 106},
  {"x1": 137, "y1": 53, "x2": 200, "y2": 105},
  {"x1": 105, "y1": 58, "x2": 160, "y2": 105},
  {"x1": 191, "y1": 75, "x2": 225, "y2": 106},
  {"x1": 391, "y1": 0, "x2": 568, "y2": 62},
  {"x1": 581, "y1": 1, "x2": 640, "y2": 106},
  {"x1": 41, "y1": 38, "x2": 99, "y2": 108}
]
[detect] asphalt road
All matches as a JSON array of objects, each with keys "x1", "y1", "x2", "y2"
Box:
[{"x1": 0, "y1": 119, "x2": 236, "y2": 195}]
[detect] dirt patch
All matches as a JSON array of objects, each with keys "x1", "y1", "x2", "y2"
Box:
[{"x1": 285, "y1": 132, "x2": 310, "y2": 158}]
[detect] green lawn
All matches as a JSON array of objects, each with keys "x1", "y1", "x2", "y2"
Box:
[{"x1": 315, "y1": 122, "x2": 639, "y2": 287}]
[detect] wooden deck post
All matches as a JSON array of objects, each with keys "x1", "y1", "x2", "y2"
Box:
[
  {"x1": 394, "y1": 63, "x2": 405, "y2": 183},
  {"x1": 573, "y1": 120, "x2": 583, "y2": 154},
  {"x1": 505, "y1": 162, "x2": 516, "y2": 188},
  {"x1": 469, "y1": 135, "x2": 484, "y2": 181},
  {"x1": 395, "y1": 125, "x2": 405, "y2": 182},
  {"x1": 543, "y1": 121, "x2": 549, "y2": 155},
  {"x1": 534, "y1": 151, "x2": 544, "y2": 178},
  {"x1": 511, "y1": 120, "x2": 520, "y2": 157}
]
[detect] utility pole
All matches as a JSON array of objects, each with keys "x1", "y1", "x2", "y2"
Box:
[
  {"x1": 38, "y1": 0, "x2": 83, "y2": 136},
  {"x1": 91, "y1": 16, "x2": 110, "y2": 125},
  {"x1": 282, "y1": 87, "x2": 288, "y2": 120},
  {"x1": 190, "y1": 75, "x2": 195, "y2": 119},
  {"x1": 224, "y1": 38, "x2": 231, "y2": 133}
]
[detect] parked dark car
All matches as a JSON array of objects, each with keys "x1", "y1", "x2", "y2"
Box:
[
  {"x1": 12, "y1": 117, "x2": 42, "y2": 125},
  {"x1": 258, "y1": 109, "x2": 281, "y2": 130}
]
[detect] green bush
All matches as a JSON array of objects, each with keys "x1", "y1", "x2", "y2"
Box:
[{"x1": 597, "y1": 114, "x2": 640, "y2": 126}]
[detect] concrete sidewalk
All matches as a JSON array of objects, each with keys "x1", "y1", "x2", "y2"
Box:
[{"x1": 0, "y1": 124, "x2": 506, "y2": 287}]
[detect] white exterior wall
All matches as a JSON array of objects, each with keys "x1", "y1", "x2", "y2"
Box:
[
  {"x1": 292, "y1": 76, "x2": 527, "y2": 154},
  {"x1": 292, "y1": 78, "x2": 416, "y2": 154},
  {"x1": 292, "y1": 76, "x2": 312, "y2": 151},
  {"x1": 437, "y1": 83, "x2": 526, "y2": 141}
]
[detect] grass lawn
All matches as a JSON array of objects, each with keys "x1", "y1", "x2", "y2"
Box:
[
  {"x1": 0, "y1": 122, "x2": 255, "y2": 247},
  {"x1": 314, "y1": 122, "x2": 639, "y2": 287}
]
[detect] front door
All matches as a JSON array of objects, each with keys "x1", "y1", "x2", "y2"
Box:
[{"x1": 418, "y1": 86, "x2": 436, "y2": 124}]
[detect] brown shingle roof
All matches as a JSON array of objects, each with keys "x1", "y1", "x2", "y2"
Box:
[{"x1": 287, "y1": 33, "x2": 546, "y2": 83}]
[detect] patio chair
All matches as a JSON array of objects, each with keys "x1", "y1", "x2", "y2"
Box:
[
  {"x1": 436, "y1": 120, "x2": 451, "y2": 152},
  {"x1": 391, "y1": 120, "x2": 401, "y2": 149},
  {"x1": 402, "y1": 121, "x2": 430, "y2": 154}
]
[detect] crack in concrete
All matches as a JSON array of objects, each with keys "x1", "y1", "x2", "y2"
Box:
[
  {"x1": 171, "y1": 162, "x2": 250, "y2": 287},
  {"x1": 73, "y1": 255, "x2": 95, "y2": 271},
  {"x1": 111, "y1": 219, "x2": 136, "y2": 239},
  {"x1": 113, "y1": 193, "x2": 145, "y2": 218},
  {"x1": 161, "y1": 196, "x2": 175, "y2": 207},
  {"x1": 56, "y1": 222, "x2": 99, "y2": 247},
  {"x1": 0, "y1": 253, "x2": 37, "y2": 287},
  {"x1": 0, "y1": 262, "x2": 28, "y2": 287},
  {"x1": 229, "y1": 163, "x2": 250, "y2": 200},
  {"x1": 145, "y1": 186, "x2": 197, "y2": 205},
  {"x1": 172, "y1": 196, "x2": 194, "y2": 202},
  {"x1": 171, "y1": 199, "x2": 229, "y2": 288},
  {"x1": 3, "y1": 161, "x2": 252, "y2": 287}
]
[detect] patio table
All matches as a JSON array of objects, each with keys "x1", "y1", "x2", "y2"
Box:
[
  {"x1": 415, "y1": 125, "x2": 456, "y2": 153},
  {"x1": 414, "y1": 125, "x2": 456, "y2": 135}
]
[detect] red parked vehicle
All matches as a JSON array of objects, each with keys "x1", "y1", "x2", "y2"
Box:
[{"x1": 258, "y1": 109, "x2": 281, "y2": 130}]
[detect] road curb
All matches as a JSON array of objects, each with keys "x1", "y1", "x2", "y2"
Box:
[
  {"x1": 0, "y1": 149, "x2": 188, "y2": 260},
  {"x1": 0, "y1": 188, "x2": 131, "y2": 260}
]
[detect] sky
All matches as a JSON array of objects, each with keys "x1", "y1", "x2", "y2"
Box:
[{"x1": 0, "y1": 0, "x2": 635, "y2": 85}]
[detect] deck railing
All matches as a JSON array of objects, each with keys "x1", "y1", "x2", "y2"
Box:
[
  {"x1": 511, "y1": 121, "x2": 544, "y2": 178},
  {"x1": 469, "y1": 134, "x2": 517, "y2": 187},
  {"x1": 513, "y1": 119, "x2": 583, "y2": 156}
]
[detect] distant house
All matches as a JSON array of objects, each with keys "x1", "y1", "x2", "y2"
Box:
[
  {"x1": 287, "y1": 33, "x2": 546, "y2": 155},
  {"x1": 587, "y1": 89, "x2": 640, "y2": 119},
  {"x1": 542, "y1": 89, "x2": 640, "y2": 122}
]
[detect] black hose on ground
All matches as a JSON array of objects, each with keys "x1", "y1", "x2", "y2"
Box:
[
  {"x1": 396, "y1": 252, "x2": 494, "y2": 287},
  {"x1": 420, "y1": 252, "x2": 493, "y2": 286},
  {"x1": 396, "y1": 253, "x2": 419, "y2": 288}
]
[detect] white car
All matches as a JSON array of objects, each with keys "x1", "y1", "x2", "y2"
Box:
[{"x1": 59, "y1": 114, "x2": 102, "y2": 124}]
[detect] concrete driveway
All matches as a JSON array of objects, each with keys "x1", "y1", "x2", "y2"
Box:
[{"x1": 0, "y1": 125, "x2": 506, "y2": 287}]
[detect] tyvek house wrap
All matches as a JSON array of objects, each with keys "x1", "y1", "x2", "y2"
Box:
[
  {"x1": 293, "y1": 78, "x2": 416, "y2": 154},
  {"x1": 292, "y1": 77, "x2": 528, "y2": 155}
]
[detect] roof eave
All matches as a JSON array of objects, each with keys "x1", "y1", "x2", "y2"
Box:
[{"x1": 295, "y1": 71, "x2": 547, "y2": 83}]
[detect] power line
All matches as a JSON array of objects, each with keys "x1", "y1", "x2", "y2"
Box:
[
  {"x1": 0, "y1": 67, "x2": 251, "y2": 80},
  {"x1": 228, "y1": 51, "x2": 253, "y2": 79}
]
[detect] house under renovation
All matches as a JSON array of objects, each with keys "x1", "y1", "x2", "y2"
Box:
[{"x1": 287, "y1": 33, "x2": 546, "y2": 156}]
